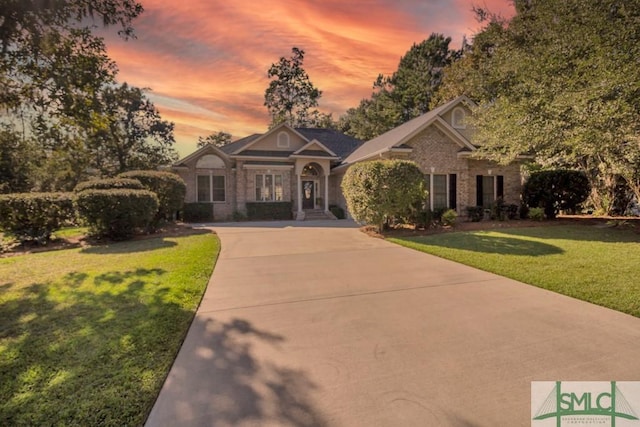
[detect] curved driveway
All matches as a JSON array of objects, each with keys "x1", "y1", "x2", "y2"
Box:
[{"x1": 146, "y1": 220, "x2": 640, "y2": 426}]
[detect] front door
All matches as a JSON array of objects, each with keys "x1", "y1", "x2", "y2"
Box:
[{"x1": 302, "y1": 180, "x2": 315, "y2": 210}]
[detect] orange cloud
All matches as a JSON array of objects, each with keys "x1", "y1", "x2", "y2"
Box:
[{"x1": 100, "y1": 0, "x2": 516, "y2": 157}]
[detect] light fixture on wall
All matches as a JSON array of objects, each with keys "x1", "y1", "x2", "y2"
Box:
[
  {"x1": 430, "y1": 167, "x2": 435, "y2": 173},
  {"x1": 487, "y1": 169, "x2": 492, "y2": 175}
]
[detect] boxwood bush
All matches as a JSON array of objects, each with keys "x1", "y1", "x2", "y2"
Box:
[
  {"x1": 183, "y1": 203, "x2": 214, "y2": 222},
  {"x1": 465, "y1": 206, "x2": 484, "y2": 222},
  {"x1": 75, "y1": 189, "x2": 159, "y2": 240},
  {"x1": 329, "y1": 205, "x2": 345, "y2": 219},
  {"x1": 74, "y1": 178, "x2": 144, "y2": 192},
  {"x1": 0, "y1": 192, "x2": 75, "y2": 243},
  {"x1": 245, "y1": 202, "x2": 293, "y2": 220},
  {"x1": 118, "y1": 171, "x2": 186, "y2": 225}
]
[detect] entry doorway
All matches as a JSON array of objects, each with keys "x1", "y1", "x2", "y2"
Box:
[{"x1": 302, "y1": 180, "x2": 315, "y2": 210}]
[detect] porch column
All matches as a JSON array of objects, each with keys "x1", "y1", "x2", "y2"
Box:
[
  {"x1": 324, "y1": 174, "x2": 329, "y2": 212},
  {"x1": 297, "y1": 173, "x2": 303, "y2": 214}
]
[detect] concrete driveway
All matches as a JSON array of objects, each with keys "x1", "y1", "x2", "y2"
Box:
[{"x1": 146, "y1": 220, "x2": 640, "y2": 426}]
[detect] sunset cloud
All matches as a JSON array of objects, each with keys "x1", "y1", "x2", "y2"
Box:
[{"x1": 100, "y1": 0, "x2": 515, "y2": 156}]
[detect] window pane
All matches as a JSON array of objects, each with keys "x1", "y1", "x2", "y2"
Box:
[
  {"x1": 197, "y1": 175, "x2": 210, "y2": 202},
  {"x1": 482, "y1": 176, "x2": 495, "y2": 207},
  {"x1": 274, "y1": 175, "x2": 283, "y2": 201},
  {"x1": 264, "y1": 174, "x2": 273, "y2": 201},
  {"x1": 255, "y1": 174, "x2": 263, "y2": 201},
  {"x1": 433, "y1": 175, "x2": 447, "y2": 209},
  {"x1": 212, "y1": 176, "x2": 225, "y2": 202}
]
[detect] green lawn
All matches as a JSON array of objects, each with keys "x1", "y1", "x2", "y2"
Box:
[
  {"x1": 389, "y1": 224, "x2": 640, "y2": 317},
  {"x1": 0, "y1": 231, "x2": 220, "y2": 426}
]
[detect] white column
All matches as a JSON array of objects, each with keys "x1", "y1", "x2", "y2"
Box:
[
  {"x1": 297, "y1": 174, "x2": 303, "y2": 213},
  {"x1": 324, "y1": 174, "x2": 329, "y2": 212}
]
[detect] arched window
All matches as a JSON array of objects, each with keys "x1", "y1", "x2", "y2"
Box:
[
  {"x1": 196, "y1": 154, "x2": 225, "y2": 169},
  {"x1": 452, "y1": 107, "x2": 466, "y2": 129},
  {"x1": 277, "y1": 131, "x2": 290, "y2": 148}
]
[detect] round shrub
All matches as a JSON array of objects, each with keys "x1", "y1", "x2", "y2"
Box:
[
  {"x1": 441, "y1": 209, "x2": 458, "y2": 226},
  {"x1": 75, "y1": 189, "x2": 159, "y2": 240},
  {"x1": 118, "y1": 171, "x2": 186, "y2": 224},
  {"x1": 0, "y1": 192, "x2": 75, "y2": 243},
  {"x1": 74, "y1": 178, "x2": 144, "y2": 193},
  {"x1": 341, "y1": 160, "x2": 426, "y2": 231},
  {"x1": 528, "y1": 207, "x2": 545, "y2": 221},
  {"x1": 523, "y1": 170, "x2": 590, "y2": 219}
]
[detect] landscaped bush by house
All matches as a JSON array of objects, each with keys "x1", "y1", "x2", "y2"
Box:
[
  {"x1": 183, "y1": 203, "x2": 214, "y2": 222},
  {"x1": 529, "y1": 207, "x2": 545, "y2": 221},
  {"x1": 341, "y1": 160, "x2": 426, "y2": 231},
  {"x1": 507, "y1": 204, "x2": 519, "y2": 220},
  {"x1": 491, "y1": 198, "x2": 508, "y2": 221},
  {"x1": 523, "y1": 170, "x2": 590, "y2": 219},
  {"x1": 75, "y1": 189, "x2": 159, "y2": 240},
  {"x1": 246, "y1": 202, "x2": 293, "y2": 220},
  {"x1": 441, "y1": 209, "x2": 458, "y2": 226},
  {"x1": 118, "y1": 170, "x2": 186, "y2": 224},
  {"x1": 0, "y1": 192, "x2": 75, "y2": 243},
  {"x1": 329, "y1": 205, "x2": 345, "y2": 219},
  {"x1": 74, "y1": 178, "x2": 144, "y2": 192},
  {"x1": 465, "y1": 206, "x2": 484, "y2": 222}
]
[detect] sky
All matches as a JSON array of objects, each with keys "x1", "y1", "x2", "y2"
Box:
[{"x1": 99, "y1": 0, "x2": 515, "y2": 157}]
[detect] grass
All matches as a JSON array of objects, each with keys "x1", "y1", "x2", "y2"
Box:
[
  {"x1": 51, "y1": 226, "x2": 89, "y2": 240},
  {"x1": 0, "y1": 231, "x2": 220, "y2": 426},
  {"x1": 389, "y1": 224, "x2": 640, "y2": 317}
]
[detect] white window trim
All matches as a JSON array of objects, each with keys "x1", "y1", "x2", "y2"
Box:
[
  {"x1": 255, "y1": 173, "x2": 284, "y2": 202},
  {"x1": 426, "y1": 173, "x2": 449, "y2": 210},
  {"x1": 277, "y1": 131, "x2": 290, "y2": 148},
  {"x1": 452, "y1": 107, "x2": 466, "y2": 129},
  {"x1": 196, "y1": 173, "x2": 226, "y2": 203}
]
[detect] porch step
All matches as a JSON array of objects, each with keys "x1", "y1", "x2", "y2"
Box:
[{"x1": 301, "y1": 209, "x2": 336, "y2": 221}]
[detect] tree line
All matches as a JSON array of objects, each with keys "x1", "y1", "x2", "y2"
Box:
[
  {"x1": 0, "y1": 0, "x2": 176, "y2": 193},
  {"x1": 4, "y1": 0, "x2": 639, "y2": 216}
]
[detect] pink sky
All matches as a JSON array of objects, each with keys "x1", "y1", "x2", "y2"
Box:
[{"x1": 100, "y1": 0, "x2": 515, "y2": 156}]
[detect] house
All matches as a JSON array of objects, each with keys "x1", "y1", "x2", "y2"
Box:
[{"x1": 171, "y1": 96, "x2": 524, "y2": 221}]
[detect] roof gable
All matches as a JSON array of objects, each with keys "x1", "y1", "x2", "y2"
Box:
[
  {"x1": 293, "y1": 140, "x2": 338, "y2": 157},
  {"x1": 173, "y1": 143, "x2": 229, "y2": 167},
  {"x1": 342, "y1": 95, "x2": 476, "y2": 165},
  {"x1": 230, "y1": 123, "x2": 309, "y2": 154}
]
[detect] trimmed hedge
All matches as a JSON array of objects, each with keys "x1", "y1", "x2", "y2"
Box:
[
  {"x1": 0, "y1": 192, "x2": 75, "y2": 243},
  {"x1": 75, "y1": 189, "x2": 159, "y2": 240},
  {"x1": 245, "y1": 202, "x2": 293, "y2": 220},
  {"x1": 118, "y1": 171, "x2": 186, "y2": 224},
  {"x1": 465, "y1": 206, "x2": 484, "y2": 222},
  {"x1": 74, "y1": 178, "x2": 144, "y2": 192},
  {"x1": 329, "y1": 205, "x2": 345, "y2": 219},
  {"x1": 183, "y1": 203, "x2": 214, "y2": 222}
]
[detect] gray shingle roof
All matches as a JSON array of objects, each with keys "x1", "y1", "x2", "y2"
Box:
[
  {"x1": 219, "y1": 134, "x2": 261, "y2": 154},
  {"x1": 295, "y1": 128, "x2": 364, "y2": 159}
]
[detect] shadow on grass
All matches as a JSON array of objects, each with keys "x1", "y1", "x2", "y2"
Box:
[
  {"x1": 80, "y1": 238, "x2": 177, "y2": 254},
  {"x1": 146, "y1": 316, "x2": 327, "y2": 426},
  {"x1": 0, "y1": 270, "x2": 326, "y2": 426},
  {"x1": 401, "y1": 233, "x2": 564, "y2": 256}
]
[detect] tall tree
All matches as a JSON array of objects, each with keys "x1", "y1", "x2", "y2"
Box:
[
  {"x1": 90, "y1": 83, "x2": 177, "y2": 176},
  {"x1": 264, "y1": 47, "x2": 325, "y2": 128},
  {"x1": 436, "y1": 0, "x2": 640, "y2": 214},
  {"x1": 198, "y1": 131, "x2": 232, "y2": 148},
  {"x1": 339, "y1": 33, "x2": 460, "y2": 139}
]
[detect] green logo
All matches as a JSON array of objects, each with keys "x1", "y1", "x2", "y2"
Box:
[{"x1": 532, "y1": 381, "x2": 639, "y2": 426}]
